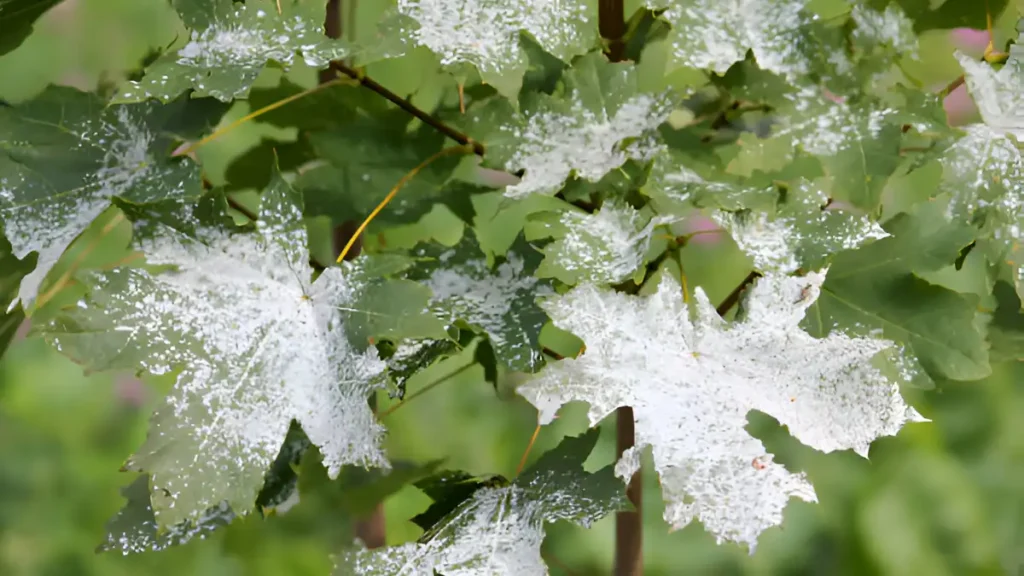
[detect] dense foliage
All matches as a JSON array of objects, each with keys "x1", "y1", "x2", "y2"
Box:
[{"x1": 2, "y1": 0, "x2": 1024, "y2": 574}]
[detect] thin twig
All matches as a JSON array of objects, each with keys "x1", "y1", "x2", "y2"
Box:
[
  {"x1": 336, "y1": 145, "x2": 472, "y2": 262},
  {"x1": 937, "y1": 75, "x2": 965, "y2": 99},
  {"x1": 176, "y1": 78, "x2": 349, "y2": 156},
  {"x1": 379, "y1": 361, "x2": 477, "y2": 418},
  {"x1": 715, "y1": 270, "x2": 761, "y2": 317},
  {"x1": 328, "y1": 61, "x2": 485, "y2": 156},
  {"x1": 515, "y1": 424, "x2": 542, "y2": 476},
  {"x1": 34, "y1": 212, "x2": 126, "y2": 310}
]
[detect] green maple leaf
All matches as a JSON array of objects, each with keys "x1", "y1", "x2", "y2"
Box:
[
  {"x1": 804, "y1": 201, "x2": 990, "y2": 382},
  {"x1": 38, "y1": 171, "x2": 442, "y2": 529},
  {"x1": 406, "y1": 233, "x2": 551, "y2": 372},
  {"x1": 644, "y1": 151, "x2": 889, "y2": 274},
  {"x1": 296, "y1": 115, "x2": 468, "y2": 226},
  {"x1": 366, "y1": 0, "x2": 599, "y2": 102},
  {"x1": 0, "y1": 86, "x2": 226, "y2": 310},
  {"x1": 116, "y1": 0, "x2": 350, "y2": 102},
  {"x1": 0, "y1": 233, "x2": 32, "y2": 357},
  {"x1": 869, "y1": 0, "x2": 1011, "y2": 32},
  {"x1": 462, "y1": 51, "x2": 674, "y2": 199},
  {"x1": 334, "y1": 430, "x2": 626, "y2": 575},
  {"x1": 0, "y1": 0, "x2": 61, "y2": 56}
]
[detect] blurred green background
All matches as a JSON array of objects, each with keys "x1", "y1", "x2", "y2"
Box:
[{"x1": 4, "y1": 1, "x2": 1024, "y2": 575}]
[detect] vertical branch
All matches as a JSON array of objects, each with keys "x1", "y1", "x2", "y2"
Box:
[
  {"x1": 600, "y1": 0, "x2": 626, "y2": 62},
  {"x1": 320, "y1": 0, "x2": 384, "y2": 547},
  {"x1": 601, "y1": 1, "x2": 641, "y2": 574},
  {"x1": 615, "y1": 409, "x2": 643, "y2": 576}
]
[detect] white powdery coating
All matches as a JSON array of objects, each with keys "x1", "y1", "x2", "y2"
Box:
[
  {"x1": 397, "y1": 0, "x2": 590, "y2": 74},
  {"x1": 551, "y1": 203, "x2": 669, "y2": 284},
  {"x1": 941, "y1": 124, "x2": 1024, "y2": 248},
  {"x1": 957, "y1": 51, "x2": 1024, "y2": 142},
  {"x1": 57, "y1": 197, "x2": 388, "y2": 526},
  {"x1": 106, "y1": 499, "x2": 233, "y2": 555},
  {"x1": 779, "y1": 86, "x2": 895, "y2": 156},
  {"x1": 425, "y1": 252, "x2": 551, "y2": 369},
  {"x1": 1, "y1": 106, "x2": 185, "y2": 308},
  {"x1": 344, "y1": 486, "x2": 546, "y2": 575},
  {"x1": 713, "y1": 211, "x2": 799, "y2": 273},
  {"x1": 502, "y1": 93, "x2": 672, "y2": 198},
  {"x1": 123, "y1": 5, "x2": 348, "y2": 101},
  {"x1": 710, "y1": 184, "x2": 889, "y2": 274},
  {"x1": 648, "y1": 0, "x2": 817, "y2": 79},
  {"x1": 851, "y1": 3, "x2": 917, "y2": 57},
  {"x1": 518, "y1": 273, "x2": 924, "y2": 550}
]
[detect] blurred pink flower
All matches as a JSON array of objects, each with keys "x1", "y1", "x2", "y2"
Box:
[
  {"x1": 943, "y1": 83, "x2": 980, "y2": 127},
  {"x1": 679, "y1": 214, "x2": 724, "y2": 245},
  {"x1": 950, "y1": 28, "x2": 990, "y2": 58},
  {"x1": 114, "y1": 375, "x2": 148, "y2": 408}
]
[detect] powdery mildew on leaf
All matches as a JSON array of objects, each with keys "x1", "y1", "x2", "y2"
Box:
[
  {"x1": 850, "y1": 3, "x2": 917, "y2": 58},
  {"x1": 535, "y1": 202, "x2": 672, "y2": 284},
  {"x1": 956, "y1": 49, "x2": 1024, "y2": 141},
  {"x1": 337, "y1": 431, "x2": 623, "y2": 575},
  {"x1": 425, "y1": 249, "x2": 552, "y2": 371},
  {"x1": 775, "y1": 86, "x2": 896, "y2": 157},
  {"x1": 500, "y1": 92, "x2": 672, "y2": 198},
  {"x1": 120, "y1": 1, "x2": 349, "y2": 102},
  {"x1": 518, "y1": 273, "x2": 925, "y2": 549},
  {"x1": 101, "y1": 476, "x2": 234, "y2": 555},
  {"x1": 395, "y1": 0, "x2": 595, "y2": 86},
  {"x1": 0, "y1": 98, "x2": 200, "y2": 309},
  {"x1": 711, "y1": 183, "x2": 889, "y2": 273},
  {"x1": 45, "y1": 179, "x2": 389, "y2": 529},
  {"x1": 646, "y1": 0, "x2": 820, "y2": 79}
]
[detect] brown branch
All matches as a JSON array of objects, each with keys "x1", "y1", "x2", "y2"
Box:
[
  {"x1": 328, "y1": 61, "x2": 485, "y2": 156},
  {"x1": 715, "y1": 271, "x2": 761, "y2": 317},
  {"x1": 600, "y1": 3, "x2": 641, "y2": 574},
  {"x1": 937, "y1": 74, "x2": 964, "y2": 99},
  {"x1": 600, "y1": 0, "x2": 626, "y2": 62}
]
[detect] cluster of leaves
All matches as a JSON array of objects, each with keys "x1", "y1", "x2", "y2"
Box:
[{"x1": 2, "y1": 0, "x2": 1023, "y2": 573}]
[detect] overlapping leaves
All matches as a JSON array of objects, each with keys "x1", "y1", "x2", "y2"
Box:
[
  {"x1": 38, "y1": 171, "x2": 441, "y2": 529},
  {"x1": 0, "y1": 86, "x2": 226, "y2": 309}
]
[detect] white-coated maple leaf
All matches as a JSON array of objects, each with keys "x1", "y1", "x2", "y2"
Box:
[
  {"x1": 0, "y1": 86, "x2": 220, "y2": 311},
  {"x1": 529, "y1": 201, "x2": 673, "y2": 285},
  {"x1": 336, "y1": 431, "x2": 624, "y2": 575},
  {"x1": 41, "y1": 176, "x2": 397, "y2": 529},
  {"x1": 645, "y1": 0, "x2": 823, "y2": 79},
  {"x1": 945, "y1": 41, "x2": 1024, "y2": 291},
  {"x1": 518, "y1": 272, "x2": 925, "y2": 550},
  {"x1": 387, "y1": 0, "x2": 598, "y2": 100},
  {"x1": 470, "y1": 52, "x2": 672, "y2": 199},
  {"x1": 956, "y1": 50, "x2": 1024, "y2": 141},
  {"x1": 118, "y1": 0, "x2": 350, "y2": 102}
]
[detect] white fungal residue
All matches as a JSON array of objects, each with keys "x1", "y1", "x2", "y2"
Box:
[
  {"x1": 425, "y1": 251, "x2": 551, "y2": 370},
  {"x1": 518, "y1": 272, "x2": 925, "y2": 550},
  {"x1": 48, "y1": 179, "x2": 389, "y2": 529},
  {"x1": 502, "y1": 91, "x2": 672, "y2": 198},
  {"x1": 397, "y1": 0, "x2": 592, "y2": 75},
  {"x1": 1, "y1": 103, "x2": 195, "y2": 308}
]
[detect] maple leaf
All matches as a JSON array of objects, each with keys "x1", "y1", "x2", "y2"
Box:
[
  {"x1": 0, "y1": 86, "x2": 225, "y2": 310},
  {"x1": 335, "y1": 430, "x2": 626, "y2": 575},
  {"x1": 373, "y1": 0, "x2": 598, "y2": 101},
  {"x1": 116, "y1": 0, "x2": 350, "y2": 102},
  {"x1": 942, "y1": 34, "x2": 1024, "y2": 296},
  {"x1": 518, "y1": 272, "x2": 925, "y2": 549},
  {"x1": 527, "y1": 200, "x2": 672, "y2": 285},
  {"x1": 464, "y1": 51, "x2": 673, "y2": 199},
  {"x1": 38, "y1": 173, "x2": 439, "y2": 529},
  {"x1": 408, "y1": 234, "x2": 552, "y2": 372}
]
